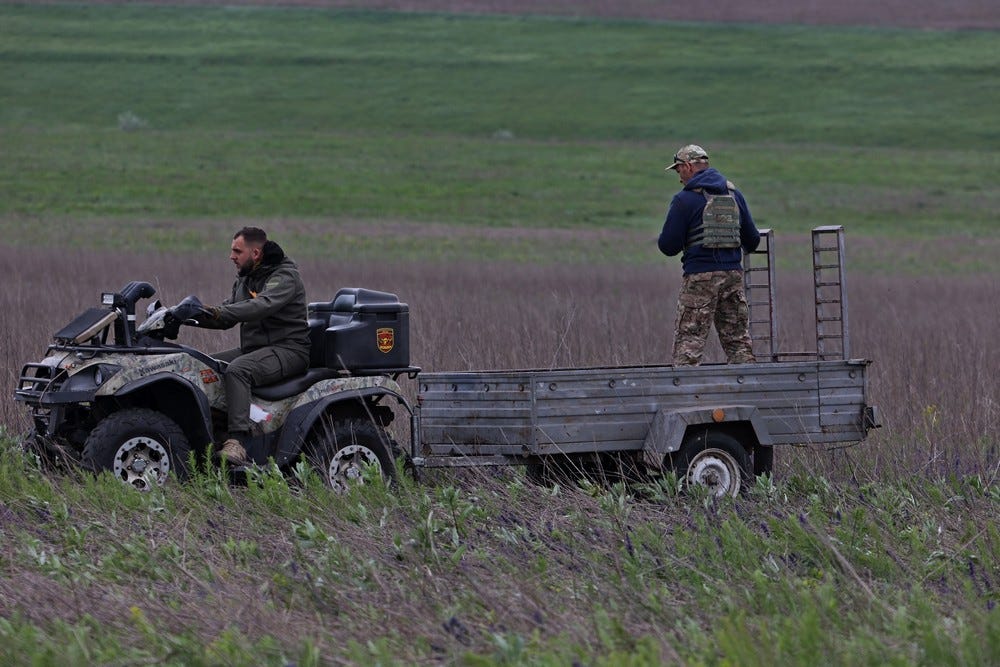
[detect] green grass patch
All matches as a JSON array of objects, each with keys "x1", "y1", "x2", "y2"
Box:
[
  {"x1": 1, "y1": 4, "x2": 998, "y2": 252},
  {"x1": 1, "y1": 437, "x2": 998, "y2": 664}
]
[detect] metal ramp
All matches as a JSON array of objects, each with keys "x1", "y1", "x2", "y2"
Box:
[
  {"x1": 812, "y1": 225, "x2": 850, "y2": 360},
  {"x1": 743, "y1": 228, "x2": 777, "y2": 362}
]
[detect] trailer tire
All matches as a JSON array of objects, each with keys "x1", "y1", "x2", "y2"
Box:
[{"x1": 668, "y1": 430, "x2": 751, "y2": 497}]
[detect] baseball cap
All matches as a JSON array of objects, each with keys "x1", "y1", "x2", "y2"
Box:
[{"x1": 665, "y1": 144, "x2": 709, "y2": 171}]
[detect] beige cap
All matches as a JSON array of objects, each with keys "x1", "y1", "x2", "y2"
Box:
[{"x1": 665, "y1": 144, "x2": 709, "y2": 171}]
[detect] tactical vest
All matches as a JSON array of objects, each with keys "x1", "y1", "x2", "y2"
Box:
[{"x1": 686, "y1": 181, "x2": 741, "y2": 249}]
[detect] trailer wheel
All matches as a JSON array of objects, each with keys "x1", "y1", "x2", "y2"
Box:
[
  {"x1": 82, "y1": 408, "x2": 191, "y2": 491},
  {"x1": 668, "y1": 430, "x2": 751, "y2": 497},
  {"x1": 305, "y1": 417, "x2": 397, "y2": 492}
]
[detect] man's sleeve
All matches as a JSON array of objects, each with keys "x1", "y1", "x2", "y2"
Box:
[
  {"x1": 212, "y1": 269, "x2": 300, "y2": 326},
  {"x1": 658, "y1": 193, "x2": 687, "y2": 257},
  {"x1": 193, "y1": 281, "x2": 239, "y2": 330}
]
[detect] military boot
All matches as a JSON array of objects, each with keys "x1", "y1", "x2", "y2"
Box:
[{"x1": 218, "y1": 438, "x2": 248, "y2": 466}]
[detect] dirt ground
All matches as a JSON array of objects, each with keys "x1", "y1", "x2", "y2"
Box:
[{"x1": 14, "y1": 0, "x2": 999, "y2": 30}]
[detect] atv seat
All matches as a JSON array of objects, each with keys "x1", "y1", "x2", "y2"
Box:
[{"x1": 252, "y1": 367, "x2": 340, "y2": 402}]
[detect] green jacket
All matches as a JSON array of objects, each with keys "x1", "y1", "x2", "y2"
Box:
[{"x1": 202, "y1": 241, "x2": 311, "y2": 357}]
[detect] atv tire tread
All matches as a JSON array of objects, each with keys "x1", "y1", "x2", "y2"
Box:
[
  {"x1": 82, "y1": 407, "x2": 191, "y2": 481},
  {"x1": 306, "y1": 417, "x2": 398, "y2": 490}
]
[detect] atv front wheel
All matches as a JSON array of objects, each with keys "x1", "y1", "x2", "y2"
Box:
[
  {"x1": 306, "y1": 417, "x2": 397, "y2": 492},
  {"x1": 82, "y1": 408, "x2": 191, "y2": 491}
]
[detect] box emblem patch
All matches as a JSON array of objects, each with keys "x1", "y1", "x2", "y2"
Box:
[{"x1": 376, "y1": 328, "x2": 394, "y2": 353}]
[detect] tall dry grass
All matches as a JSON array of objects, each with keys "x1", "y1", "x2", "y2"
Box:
[{"x1": 2, "y1": 241, "x2": 996, "y2": 483}]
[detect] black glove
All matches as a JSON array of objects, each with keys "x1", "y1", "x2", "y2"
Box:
[
  {"x1": 168, "y1": 295, "x2": 207, "y2": 324},
  {"x1": 161, "y1": 312, "x2": 182, "y2": 340}
]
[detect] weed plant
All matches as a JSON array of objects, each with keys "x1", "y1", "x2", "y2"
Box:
[{"x1": 1, "y1": 439, "x2": 997, "y2": 664}]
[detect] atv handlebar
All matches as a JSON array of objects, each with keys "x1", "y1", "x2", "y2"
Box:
[{"x1": 168, "y1": 295, "x2": 209, "y2": 325}]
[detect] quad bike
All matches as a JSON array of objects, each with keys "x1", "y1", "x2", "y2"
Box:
[{"x1": 13, "y1": 280, "x2": 417, "y2": 492}]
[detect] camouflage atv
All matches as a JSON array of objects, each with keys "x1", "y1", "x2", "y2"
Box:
[{"x1": 14, "y1": 280, "x2": 416, "y2": 491}]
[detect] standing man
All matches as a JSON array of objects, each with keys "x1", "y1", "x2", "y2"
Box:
[
  {"x1": 170, "y1": 227, "x2": 311, "y2": 464},
  {"x1": 658, "y1": 144, "x2": 760, "y2": 365}
]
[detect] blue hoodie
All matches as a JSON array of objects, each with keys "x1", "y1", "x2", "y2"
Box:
[{"x1": 658, "y1": 167, "x2": 760, "y2": 275}]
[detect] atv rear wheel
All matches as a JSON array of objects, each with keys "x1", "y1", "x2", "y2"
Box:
[
  {"x1": 82, "y1": 408, "x2": 191, "y2": 491},
  {"x1": 306, "y1": 417, "x2": 397, "y2": 492}
]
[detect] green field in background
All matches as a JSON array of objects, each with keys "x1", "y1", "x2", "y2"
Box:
[
  {"x1": 1, "y1": 8, "x2": 998, "y2": 663},
  {"x1": 1, "y1": 4, "x2": 998, "y2": 262}
]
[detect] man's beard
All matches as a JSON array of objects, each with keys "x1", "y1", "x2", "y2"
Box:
[{"x1": 237, "y1": 260, "x2": 256, "y2": 277}]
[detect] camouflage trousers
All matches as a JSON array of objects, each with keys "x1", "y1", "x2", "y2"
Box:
[{"x1": 672, "y1": 270, "x2": 755, "y2": 366}]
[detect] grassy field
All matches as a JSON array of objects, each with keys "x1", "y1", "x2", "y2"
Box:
[
  {"x1": 0, "y1": 442, "x2": 997, "y2": 665},
  {"x1": 2, "y1": 3, "x2": 999, "y2": 258},
  {"x1": 0, "y1": 3, "x2": 998, "y2": 665}
]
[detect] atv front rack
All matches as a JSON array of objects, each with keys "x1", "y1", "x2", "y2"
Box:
[{"x1": 14, "y1": 363, "x2": 62, "y2": 403}]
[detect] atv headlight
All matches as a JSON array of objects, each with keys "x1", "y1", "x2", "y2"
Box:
[
  {"x1": 94, "y1": 365, "x2": 110, "y2": 385},
  {"x1": 94, "y1": 363, "x2": 120, "y2": 386},
  {"x1": 63, "y1": 363, "x2": 121, "y2": 393}
]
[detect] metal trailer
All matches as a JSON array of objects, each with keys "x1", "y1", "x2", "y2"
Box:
[{"x1": 409, "y1": 226, "x2": 880, "y2": 496}]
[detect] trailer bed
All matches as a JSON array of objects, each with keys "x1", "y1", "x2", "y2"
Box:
[
  {"x1": 410, "y1": 227, "x2": 879, "y2": 491},
  {"x1": 414, "y1": 358, "x2": 875, "y2": 466}
]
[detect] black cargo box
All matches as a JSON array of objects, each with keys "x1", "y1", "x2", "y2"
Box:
[{"x1": 307, "y1": 288, "x2": 410, "y2": 371}]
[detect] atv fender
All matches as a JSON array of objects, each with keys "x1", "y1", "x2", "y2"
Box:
[
  {"x1": 112, "y1": 371, "x2": 214, "y2": 449},
  {"x1": 273, "y1": 386, "x2": 412, "y2": 467}
]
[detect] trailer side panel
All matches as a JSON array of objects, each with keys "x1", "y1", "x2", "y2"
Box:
[{"x1": 417, "y1": 360, "x2": 873, "y2": 460}]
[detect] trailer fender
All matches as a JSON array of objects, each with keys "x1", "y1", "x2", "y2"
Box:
[
  {"x1": 641, "y1": 405, "x2": 772, "y2": 470},
  {"x1": 273, "y1": 387, "x2": 413, "y2": 467}
]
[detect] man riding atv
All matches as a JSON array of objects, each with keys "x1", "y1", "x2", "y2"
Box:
[{"x1": 169, "y1": 227, "x2": 310, "y2": 466}]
